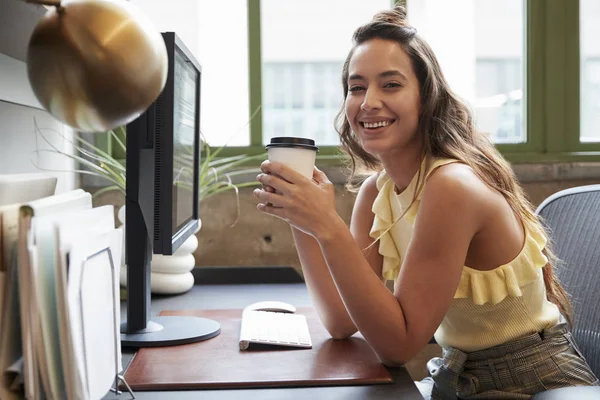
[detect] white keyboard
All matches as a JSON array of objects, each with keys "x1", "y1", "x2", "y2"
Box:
[{"x1": 239, "y1": 310, "x2": 312, "y2": 350}]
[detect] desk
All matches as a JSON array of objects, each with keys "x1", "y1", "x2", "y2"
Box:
[{"x1": 104, "y1": 270, "x2": 423, "y2": 399}]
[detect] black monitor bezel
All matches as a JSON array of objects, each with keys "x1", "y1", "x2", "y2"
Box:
[
  {"x1": 124, "y1": 32, "x2": 202, "y2": 334},
  {"x1": 153, "y1": 32, "x2": 201, "y2": 255}
]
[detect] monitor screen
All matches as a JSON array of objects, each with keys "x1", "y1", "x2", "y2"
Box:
[
  {"x1": 172, "y1": 48, "x2": 198, "y2": 234},
  {"x1": 151, "y1": 32, "x2": 200, "y2": 256}
]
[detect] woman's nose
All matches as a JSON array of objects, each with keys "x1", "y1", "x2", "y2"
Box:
[{"x1": 360, "y1": 89, "x2": 383, "y2": 111}]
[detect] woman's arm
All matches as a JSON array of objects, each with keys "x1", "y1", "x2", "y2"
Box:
[
  {"x1": 317, "y1": 164, "x2": 486, "y2": 365},
  {"x1": 255, "y1": 161, "x2": 486, "y2": 365},
  {"x1": 289, "y1": 174, "x2": 383, "y2": 339},
  {"x1": 291, "y1": 228, "x2": 357, "y2": 338}
]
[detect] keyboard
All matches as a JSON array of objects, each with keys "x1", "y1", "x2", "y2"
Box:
[{"x1": 239, "y1": 310, "x2": 312, "y2": 350}]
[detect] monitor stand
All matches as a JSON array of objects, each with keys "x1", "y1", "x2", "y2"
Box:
[
  {"x1": 120, "y1": 218, "x2": 221, "y2": 347},
  {"x1": 120, "y1": 316, "x2": 220, "y2": 347}
]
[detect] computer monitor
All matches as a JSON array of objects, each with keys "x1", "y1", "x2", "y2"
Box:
[
  {"x1": 121, "y1": 32, "x2": 220, "y2": 347},
  {"x1": 153, "y1": 33, "x2": 199, "y2": 256}
]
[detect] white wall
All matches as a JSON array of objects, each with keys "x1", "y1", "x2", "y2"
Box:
[
  {"x1": 0, "y1": 53, "x2": 42, "y2": 109},
  {"x1": 0, "y1": 55, "x2": 76, "y2": 194}
]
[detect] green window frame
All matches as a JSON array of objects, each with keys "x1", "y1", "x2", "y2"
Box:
[
  {"x1": 103, "y1": 0, "x2": 600, "y2": 164},
  {"x1": 501, "y1": 0, "x2": 600, "y2": 162}
]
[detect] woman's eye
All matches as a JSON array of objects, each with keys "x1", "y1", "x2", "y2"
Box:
[
  {"x1": 348, "y1": 86, "x2": 365, "y2": 92},
  {"x1": 384, "y1": 82, "x2": 402, "y2": 89}
]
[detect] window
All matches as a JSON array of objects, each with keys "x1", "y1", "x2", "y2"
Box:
[
  {"x1": 407, "y1": 0, "x2": 525, "y2": 143},
  {"x1": 118, "y1": 1, "x2": 600, "y2": 163},
  {"x1": 475, "y1": 59, "x2": 522, "y2": 143},
  {"x1": 311, "y1": 64, "x2": 326, "y2": 109},
  {"x1": 132, "y1": 0, "x2": 250, "y2": 146},
  {"x1": 262, "y1": 62, "x2": 343, "y2": 144},
  {"x1": 260, "y1": 0, "x2": 392, "y2": 146},
  {"x1": 581, "y1": 0, "x2": 600, "y2": 143},
  {"x1": 272, "y1": 65, "x2": 286, "y2": 109},
  {"x1": 290, "y1": 64, "x2": 305, "y2": 109}
]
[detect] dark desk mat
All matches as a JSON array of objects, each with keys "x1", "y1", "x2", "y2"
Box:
[{"x1": 123, "y1": 308, "x2": 393, "y2": 390}]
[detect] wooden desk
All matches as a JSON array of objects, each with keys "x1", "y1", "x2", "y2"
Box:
[{"x1": 103, "y1": 269, "x2": 422, "y2": 399}]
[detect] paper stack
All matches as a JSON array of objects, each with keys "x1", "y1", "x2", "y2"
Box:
[{"x1": 0, "y1": 184, "x2": 124, "y2": 400}]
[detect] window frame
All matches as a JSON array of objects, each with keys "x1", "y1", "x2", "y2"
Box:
[
  {"x1": 102, "y1": 0, "x2": 600, "y2": 164},
  {"x1": 499, "y1": 0, "x2": 600, "y2": 162}
]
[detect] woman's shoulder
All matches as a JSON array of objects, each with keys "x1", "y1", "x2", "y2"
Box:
[
  {"x1": 421, "y1": 160, "x2": 495, "y2": 213},
  {"x1": 355, "y1": 173, "x2": 381, "y2": 207},
  {"x1": 426, "y1": 160, "x2": 478, "y2": 186},
  {"x1": 425, "y1": 158, "x2": 469, "y2": 180},
  {"x1": 424, "y1": 159, "x2": 487, "y2": 196},
  {"x1": 355, "y1": 172, "x2": 379, "y2": 194}
]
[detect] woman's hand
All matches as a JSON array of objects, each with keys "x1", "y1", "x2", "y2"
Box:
[{"x1": 254, "y1": 160, "x2": 340, "y2": 240}]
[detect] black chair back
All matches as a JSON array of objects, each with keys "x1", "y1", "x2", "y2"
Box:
[{"x1": 536, "y1": 185, "x2": 600, "y2": 376}]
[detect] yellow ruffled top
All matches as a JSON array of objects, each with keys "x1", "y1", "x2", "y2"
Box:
[{"x1": 370, "y1": 158, "x2": 560, "y2": 351}]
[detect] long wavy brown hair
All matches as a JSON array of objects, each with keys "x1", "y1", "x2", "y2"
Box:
[{"x1": 334, "y1": 5, "x2": 572, "y2": 324}]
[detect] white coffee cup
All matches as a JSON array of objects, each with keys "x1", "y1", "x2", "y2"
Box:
[{"x1": 265, "y1": 137, "x2": 319, "y2": 179}]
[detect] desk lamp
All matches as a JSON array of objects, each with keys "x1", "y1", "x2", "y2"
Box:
[
  {"x1": 25, "y1": 0, "x2": 168, "y2": 132},
  {"x1": 24, "y1": 0, "x2": 221, "y2": 346}
]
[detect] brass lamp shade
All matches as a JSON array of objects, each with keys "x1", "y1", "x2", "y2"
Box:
[{"x1": 26, "y1": 0, "x2": 168, "y2": 132}]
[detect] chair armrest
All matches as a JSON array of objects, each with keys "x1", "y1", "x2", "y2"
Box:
[{"x1": 530, "y1": 386, "x2": 600, "y2": 400}]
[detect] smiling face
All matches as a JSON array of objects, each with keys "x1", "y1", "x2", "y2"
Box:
[{"x1": 344, "y1": 38, "x2": 421, "y2": 159}]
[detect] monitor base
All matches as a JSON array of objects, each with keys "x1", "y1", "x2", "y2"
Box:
[{"x1": 120, "y1": 316, "x2": 221, "y2": 347}]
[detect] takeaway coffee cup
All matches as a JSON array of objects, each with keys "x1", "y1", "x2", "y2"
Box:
[{"x1": 265, "y1": 137, "x2": 319, "y2": 179}]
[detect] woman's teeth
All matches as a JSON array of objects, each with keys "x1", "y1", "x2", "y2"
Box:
[{"x1": 363, "y1": 120, "x2": 391, "y2": 129}]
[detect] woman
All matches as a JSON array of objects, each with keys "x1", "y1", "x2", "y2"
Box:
[{"x1": 253, "y1": 6, "x2": 598, "y2": 399}]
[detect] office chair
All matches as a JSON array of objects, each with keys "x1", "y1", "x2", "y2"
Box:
[{"x1": 530, "y1": 185, "x2": 600, "y2": 400}]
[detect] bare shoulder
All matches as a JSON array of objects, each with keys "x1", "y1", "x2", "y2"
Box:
[
  {"x1": 351, "y1": 173, "x2": 380, "y2": 231},
  {"x1": 356, "y1": 173, "x2": 380, "y2": 204},
  {"x1": 425, "y1": 162, "x2": 490, "y2": 199},
  {"x1": 422, "y1": 162, "x2": 496, "y2": 217}
]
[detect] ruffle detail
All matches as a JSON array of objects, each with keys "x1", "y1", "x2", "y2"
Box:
[
  {"x1": 369, "y1": 172, "x2": 401, "y2": 281},
  {"x1": 454, "y1": 225, "x2": 549, "y2": 305},
  {"x1": 368, "y1": 158, "x2": 549, "y2": 303}
]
